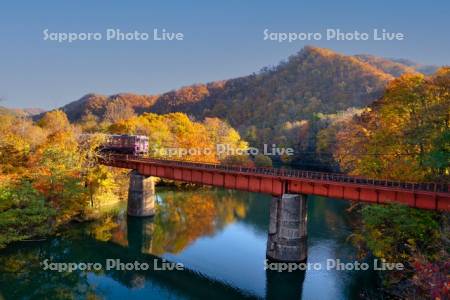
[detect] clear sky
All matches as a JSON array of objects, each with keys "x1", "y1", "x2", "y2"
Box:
[{"x1": 1, "y1": 0, "x2": 449, "y2": 109}]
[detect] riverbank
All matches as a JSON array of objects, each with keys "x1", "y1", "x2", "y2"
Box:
[{"x1": 349, "y1": 203, "x2": 449, "y2": 299}]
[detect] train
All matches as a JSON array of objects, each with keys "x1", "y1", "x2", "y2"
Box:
[{"x1": 101, "y1": 134, "x2": 149, "y2": 156}]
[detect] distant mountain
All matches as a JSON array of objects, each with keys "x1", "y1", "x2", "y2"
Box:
[
  {"x1": 58, "y1": 93, "x2": 157, "y2": 122},
  {"x1": 44, "y1": 46, "x2": 439, "y2": 149},
  {"x1": 0, "y1": 106, "x2": 44, "y2": 117},
  {"x1": 354, "y1": 54, "x2": 418, "y2": 77},
  {"x1": 388, "y1": 58, "x2": 439, "y2": 75},
  {"x1": 355, "y1": 54, "x2": 439, "y2": 76},
  {"x1": 16, "y1": 108, "x2": 45, "y2": 116}
]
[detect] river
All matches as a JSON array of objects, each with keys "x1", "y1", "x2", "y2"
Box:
[{"x1": 0, "y1": 187, "x2": 380, "y2": 299}]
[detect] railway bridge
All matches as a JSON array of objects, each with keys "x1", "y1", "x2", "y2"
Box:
[{"x1": 101, "y1": 154, "x2": 450, "y2": 262}]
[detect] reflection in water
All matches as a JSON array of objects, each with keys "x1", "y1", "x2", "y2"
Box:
[
  {"x1": 0, "y1": 241, "x2": 101, "y2": 299},
  {"x1": 0, "y1": 187, "x2": 379, "y2": 299},
  {"x1": 265, "y1": 269, "x2": 305, "y2": 300},
  {"x1": 127, "y1": 217, "x2": 154, "y2": 255},
  {"x1": 151, "y1": 190, "x2": 248, "y2": 255},
  {"x1": 113, "y1": 189, "x2": 250, "y2": 256}
]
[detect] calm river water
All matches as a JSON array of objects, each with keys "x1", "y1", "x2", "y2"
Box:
[{"x1": 0, "y1": 187, "x2": 380, "y2": 299}]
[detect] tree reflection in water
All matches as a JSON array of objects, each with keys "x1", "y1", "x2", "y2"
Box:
[{"x1": 107, "y1": 188, "x2": 250, "y2": 255}]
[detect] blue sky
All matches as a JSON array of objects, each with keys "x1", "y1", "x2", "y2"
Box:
[{"x1": 1, "y1": 0, "x2": 449, "y2": 109}]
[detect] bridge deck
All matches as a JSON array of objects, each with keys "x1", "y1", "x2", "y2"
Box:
[{"x1": 101, "y1": 155, "x2": 450, "y2": 211}]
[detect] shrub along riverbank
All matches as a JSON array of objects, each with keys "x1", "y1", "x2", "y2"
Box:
[{"x1": 349, "y1": 204, "x2": 449, "y2": 298}]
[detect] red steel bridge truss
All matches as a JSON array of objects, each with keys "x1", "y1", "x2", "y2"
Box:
[{"x1": 101, "y1": 155, "x2": 450, "y2": 211}]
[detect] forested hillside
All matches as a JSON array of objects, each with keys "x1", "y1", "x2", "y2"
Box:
[
  {"x1": 318, "y1": 67, "x2": 450, "y2": 182},
  {"x1": 53, "y1": 47, "x2": 396, "y2": 146},
  {"x1": 43, "y1": 46, "x2": 441, "y2": 169},
  {"x1": 151, "y1": 47, "x2": 393, "y2": 148}
]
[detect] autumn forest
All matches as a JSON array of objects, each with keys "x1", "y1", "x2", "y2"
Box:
[{"x1": 0, "y1": 46, "x2": 449, "y2": 298}]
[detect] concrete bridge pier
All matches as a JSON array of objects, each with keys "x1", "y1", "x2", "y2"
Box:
[
  {"x1": 266, "y1": 194, "x2": 307, "y2": 262},
  {"x1": 127, "y1": 170, "x2": 156, "y2": 217}
]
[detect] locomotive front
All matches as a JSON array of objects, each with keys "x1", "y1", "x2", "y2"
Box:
[{"x1": 103, "y1": 135, "x2": 149, "y2": 156}]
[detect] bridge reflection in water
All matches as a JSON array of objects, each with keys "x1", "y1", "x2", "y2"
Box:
[{"x1": 0, "y1": 188, "x2": 379, "y2": 299}]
